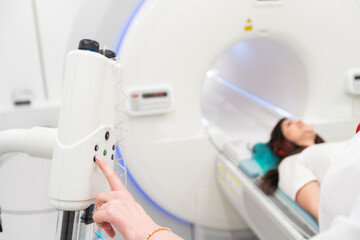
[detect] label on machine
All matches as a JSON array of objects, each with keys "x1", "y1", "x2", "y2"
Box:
[{"x1": 126, "y1": 85, "x2": 174, "y2": 116}]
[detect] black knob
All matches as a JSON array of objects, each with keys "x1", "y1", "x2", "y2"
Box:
[
  {"x1": 99, "y1": 49, "x2": 116, "y2": 59},
  {"x1": 78, "y1": 39, "x2": 99, "y2": 52}
]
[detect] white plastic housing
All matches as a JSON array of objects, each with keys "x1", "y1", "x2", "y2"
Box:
[
  {"x1": 49, "y1": 49, "x2": 123, "y2": 211},
  {"x1": 0, "y1": 127, "x2": 56, "y2": 158}
]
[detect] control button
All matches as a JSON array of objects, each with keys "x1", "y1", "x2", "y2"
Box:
[
  {"x1": 103, "y1": 150, "x2": 107, "y2": 156},
  {"x1": 105, "y1": 131, "x2": 110, "y2": 141},
  {"x1": 99, "y1": 49, "x2": 116, "y2": 58},
  {"x1": 93, "y1": 155, "x2": 97, "y2": 162},
  {"x1": 111, "y1": 154, "x2": 114, "y2": 160},
  {"x1": 94, "y1": 145, "x2": 99, "y2": 151},
  {"x1": 78, "y1": 39, "x2": 99, "y2": 52},
  {"x1": 112, "y1": 145, "x2": 115, "y2": 151}
]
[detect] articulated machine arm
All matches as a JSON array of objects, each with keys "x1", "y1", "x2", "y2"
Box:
[{"x1": 0, "y1": 39, "x2": 124, "y2": 240}]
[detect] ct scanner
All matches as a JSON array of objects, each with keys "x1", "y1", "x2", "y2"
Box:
[{"x1": 2, "y1": 0, "x2": 360, "y2": 239}]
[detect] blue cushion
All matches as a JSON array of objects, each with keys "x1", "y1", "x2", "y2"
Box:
[
  {"x1": 276, "y1": 189, "x2": 319, "y2": 232},
  {"x1": 252, "y1": 143, "x2": 280, "y2": 174},
  {"x1": 238, "y1": 159, "x2": 263, "y2": 178}
]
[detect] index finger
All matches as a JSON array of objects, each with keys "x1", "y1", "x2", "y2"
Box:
[{"x1": 95, "y1": 156, "x2": 125, "y2": 191}]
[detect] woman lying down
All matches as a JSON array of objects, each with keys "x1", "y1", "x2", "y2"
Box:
[{"x1": 260, "y1": 118, "x2": 348, "y2": 229}]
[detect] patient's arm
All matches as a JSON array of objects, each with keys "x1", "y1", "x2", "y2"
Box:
[{"x1": 295, "y1": 180, "x2": 320, "y2": 221}]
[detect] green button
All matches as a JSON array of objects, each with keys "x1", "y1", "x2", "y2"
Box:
[{"x1": 103, "y1": 150, "x2": 107, "y2": 156}]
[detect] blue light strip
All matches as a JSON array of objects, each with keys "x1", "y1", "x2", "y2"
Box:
[
  {"x1": 115, "y1": 0, "x2": 189, "y2": 224},
  {"x1": 115, "y1": 146, "x2": 190, "y2": 224},
  {"x1": 115, "y1": 0, "x2": 147, "y2": 55},
  {"x1": 212, "y1": 75, "x2": 296, "y2": 119}
]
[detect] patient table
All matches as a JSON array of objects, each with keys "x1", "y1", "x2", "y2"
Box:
[{"x1": 216, "y1": 141, "x2": 319, "y2": 240}]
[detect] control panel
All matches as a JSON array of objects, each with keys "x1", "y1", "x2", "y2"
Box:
[{"x1": 126, "y1": 85, "x2": 174, "y2": 116}]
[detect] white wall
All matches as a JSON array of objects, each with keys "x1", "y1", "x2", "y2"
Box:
[
  {"x1": 34, "y1": 0, "x2": 83, "y2": 102},
  {"x1": 0, "y1": 1, "x2": 80, "y2": 239},
  {"x1": 0, "y1": 0, "x2": 45, "y2": 108}
]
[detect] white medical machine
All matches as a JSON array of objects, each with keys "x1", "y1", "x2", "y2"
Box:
[
  {"x1": 2, "y1": 0, "x2": 360, "y2": 239},
  {"x1": 99, "y1": 0, "x2": 360, "y2": 239},
  {"x1": 0, "y1": 39, "x2": 123, "y2": 239}
]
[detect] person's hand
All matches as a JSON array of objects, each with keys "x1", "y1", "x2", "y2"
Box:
[{"x1": 92, "y1": 156, "x2": 159, "y2": 239}]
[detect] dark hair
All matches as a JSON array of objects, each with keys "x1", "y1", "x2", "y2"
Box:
[{"x1": 260, "y1": 118, "x2": 324, "y2": 195}]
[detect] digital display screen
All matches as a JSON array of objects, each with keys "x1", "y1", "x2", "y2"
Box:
[{"x1": 142, "y1": 92, "x2": 167, "y2": 98}]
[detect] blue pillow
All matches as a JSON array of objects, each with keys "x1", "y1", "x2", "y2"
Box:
[
  {"x1": 252, "y1": 143, "x2": 280, "y2": 174},
  {"x1": 238, "y1": 159, "x2": 263, "y2": 178}
]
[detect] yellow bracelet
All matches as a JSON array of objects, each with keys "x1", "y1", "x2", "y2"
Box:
[{"x1": 146, "y1": 227, "x2": 172, "y2": 240}]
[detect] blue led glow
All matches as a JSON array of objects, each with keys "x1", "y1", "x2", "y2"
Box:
[
  {"x1": 212, "y1": 75, "x2": 296, "y2": 119},
  {"x1": 115, "y1": 0, "x2": 147, "y2": 55},
  {"x1": 115, "y1": 0, "x2": 189, "y2": 224},
  {"x1": 115, "y1": 146, "x2": 189, "y2": 224}
]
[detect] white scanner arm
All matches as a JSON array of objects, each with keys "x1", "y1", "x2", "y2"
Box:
[{"x1": 0, "y1": 127, "x2": 56, "y2": 159}]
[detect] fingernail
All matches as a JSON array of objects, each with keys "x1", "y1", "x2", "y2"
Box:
[{"x1": 95, "y1": 156, "x2": 103, "y2": 162}]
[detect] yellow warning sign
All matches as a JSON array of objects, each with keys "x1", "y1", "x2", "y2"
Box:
[{"x1": 244, "y1": 18, "x2": 253, "y2": 31}]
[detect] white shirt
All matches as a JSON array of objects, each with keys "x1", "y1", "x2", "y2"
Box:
[
  {"x1": 312, "y1": 132, "x2": 360, "y2": 239},
  {"x1": 278, "y1": 141, "x2": 348, "y2": 201}
]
